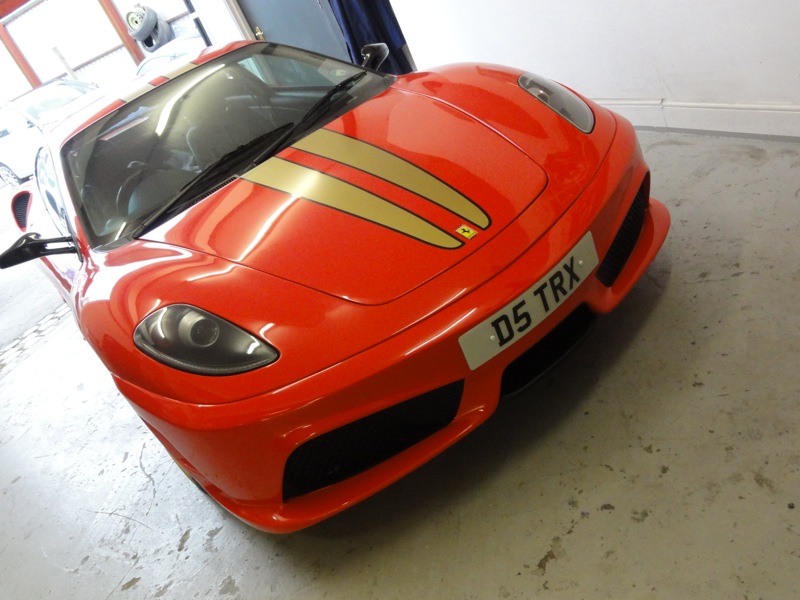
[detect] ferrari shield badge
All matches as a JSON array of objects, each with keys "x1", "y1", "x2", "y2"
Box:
[{"x1": 456, "y1": 225, "x2": 478, "y2": 240}]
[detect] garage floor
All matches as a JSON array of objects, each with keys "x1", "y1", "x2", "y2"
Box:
[{"x1": 1, "y1": 130, "x2": 798, "y2": 599}]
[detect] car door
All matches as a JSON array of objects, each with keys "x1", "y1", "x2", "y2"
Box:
[
  {"x1": 235, "y1": 0, "x2": 350, "y2": 61},
  {"x1": 29, "y1": 147, "x2": 82, "y2": 299}
]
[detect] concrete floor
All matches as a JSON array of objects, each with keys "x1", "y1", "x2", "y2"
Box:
[
  {"x1": 0, "y1": 199, "x2": 65, "y2": 348},
  {"x1": 1, "y1": 130, "x2": 798, "y2": 599}
]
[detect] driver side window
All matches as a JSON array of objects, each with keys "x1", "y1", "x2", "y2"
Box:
[{"x1": 36, "y1": 148, "x2": 69, "y2": 236}]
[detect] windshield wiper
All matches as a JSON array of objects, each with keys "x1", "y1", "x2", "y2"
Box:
[
  {"x1": 293, "y1": 70, "x2": 368, "y2": 135},
  {"x1": 131, "y1": 72, "x2": 368, "y2": 239},
  {"x1": 131, "y1": 124, "x2": 294, "y2": 238},
  {"x1": 246, "y1": 70, "x2": 368, "y2": 170}
]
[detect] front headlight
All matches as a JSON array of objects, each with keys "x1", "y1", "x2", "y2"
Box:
[
  {"x1": 134, "y1": 304, "x2": 278, "y2": 375},
  {"x1": 518, "y1": 72, "x2": 595, "y2": 133}
]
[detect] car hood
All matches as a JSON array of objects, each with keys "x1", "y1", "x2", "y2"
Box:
[{"x1": 144, "y1": 87, "x2": 553, "y2": 305}]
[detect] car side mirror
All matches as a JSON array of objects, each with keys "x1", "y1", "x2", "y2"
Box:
[
  {"x1": 0, "y1": 232, "x2": 77, "y2": 269},
  {"x1": 360, "y1": 43, "x2": 389, "y2": 71}
]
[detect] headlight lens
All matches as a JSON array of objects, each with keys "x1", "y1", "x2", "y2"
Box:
[
  {"x1": 518, "y1": 72, "x2": 595, "y2": 133},
  {"x1": 134, "y1": 304, "x2": 278, "y2": 375}
]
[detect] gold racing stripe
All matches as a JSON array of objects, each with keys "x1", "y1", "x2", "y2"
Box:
[
  {"x1": 244, "y1": 158, "x2": 463, "y2": 249},
  {"x1": 292, "y1": 129, "x2": 490, "y2": 229}
]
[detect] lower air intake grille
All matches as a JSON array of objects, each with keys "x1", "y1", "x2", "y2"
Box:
[
  {"x1": 501, "y1": 304, "x2": 596, "y2": 396},
  {"x1": 596, "y1": 179, "x2": 649, "y2": 287},
  {"x1": 283, "y1": 380, "x2": 463, "y2": 500}
]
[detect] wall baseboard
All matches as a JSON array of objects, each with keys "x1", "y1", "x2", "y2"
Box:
[{"x1": 596, "y1": 99, "x2": 800, "y2": 139}]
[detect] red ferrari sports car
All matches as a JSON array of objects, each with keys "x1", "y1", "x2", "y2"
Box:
[{"x1": 2, "y1": 41, "x2": 669, "y2": 533}]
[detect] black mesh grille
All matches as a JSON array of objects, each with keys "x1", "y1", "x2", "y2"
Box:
[
  {"x1": 11, "y1": 193, "x2": 30, "y2": 229},
  {"x1": 283, "y1": 381, "x2": 463, "y2": 500},
  {"x1": 501, "y1": 304, "x2": 595, "y2": 396},
  {"x1": 596, "y1": 180, "x2": 649, "y2": 287}
]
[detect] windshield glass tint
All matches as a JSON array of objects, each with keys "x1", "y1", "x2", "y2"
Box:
[
  {"x1": 62, "y1": 43, "x2": 390, "y2": 248},
  {"x1": 18, "y1": 81, "x2": 95, "y2": 121}
]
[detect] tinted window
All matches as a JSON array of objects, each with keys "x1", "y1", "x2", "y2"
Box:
[
  {"x1": 0, "y1": 109, "x2": 33, "y2": 138},
  {"x1": 36, "y1": 147, "x2": 69, "y2": 235},
  {"x1": 62, "y1": 43, "x2": 392, "y2": 248},
  {"x1": 15, "y1": 80, "x2": 96, "y2": 122}
]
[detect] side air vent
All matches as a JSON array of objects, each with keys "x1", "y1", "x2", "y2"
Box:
[
  {"x1": 11, "y1": 191, "x2": 32, "y2": 230},
  {"x1": 596, "y1": 176, "x2": 649, "y2": 287}
]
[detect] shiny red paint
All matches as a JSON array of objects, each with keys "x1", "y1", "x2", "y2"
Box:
[
  {"x1": 150, "y1": 87, "x2": 550, "y2": 305},
  {"x1": 8, "y1": 42, "x2": 669, "y2": 533}
]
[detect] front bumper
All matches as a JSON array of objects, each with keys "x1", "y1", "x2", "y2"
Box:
[{"x1": 116, "y1": 118, "x2": 670, "y2": 533}]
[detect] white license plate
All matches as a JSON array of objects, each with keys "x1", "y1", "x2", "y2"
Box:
[{"x1": 459, "y1": 232, "x2": 599, "y2": 370}]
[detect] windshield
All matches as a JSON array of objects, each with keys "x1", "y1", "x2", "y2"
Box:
[
  {"x1": 16, "y1": 80, "x2": 96, "y2": 122},
  {"x1": 62, "y1": 43, "x2": 392, "y2": 248}
]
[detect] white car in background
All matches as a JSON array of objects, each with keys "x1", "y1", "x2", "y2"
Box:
[
  {"x1": 134, "y1": 35, "x2": 207, "y2": 77},
  {"x1": 0, "y1": 79, "x2": 98, "y2": 189}
]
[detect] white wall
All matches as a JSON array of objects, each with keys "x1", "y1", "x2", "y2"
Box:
[{"x1": 392, "y1": 0, "x2": 800, "y2": 137}]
